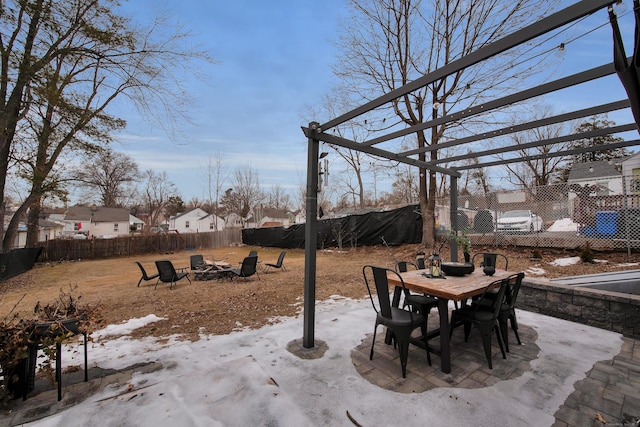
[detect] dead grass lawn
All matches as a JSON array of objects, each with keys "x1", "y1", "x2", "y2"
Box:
[{"x1": 0, "y1": 244, "x2": 637, "y2": 341}]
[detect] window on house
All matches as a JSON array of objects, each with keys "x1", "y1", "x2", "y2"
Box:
[
  {"x1": 113, "y1": 223, "x2": 119, "y2": 231},
  {"x1": 185, "y1": 221, "x2": 190, "y2": 228},
  {"x1": 74, "y1": 223, "x2": 80, "y2": 231},
  {"x1": 210, "y1": 223, "x2": 214, "y2": 230}
]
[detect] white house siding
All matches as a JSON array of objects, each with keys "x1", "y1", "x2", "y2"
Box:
[
  {"x1": 170, "y1": 208, "x2": 209, "y2": 233},
  {"x1": 198, "y1": 214, "x2": 225, "y2": 232}
]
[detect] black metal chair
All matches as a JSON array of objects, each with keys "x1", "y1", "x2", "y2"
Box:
[
  {"x1": 230, "y1": 255, "x2": 259, "y2": 281},
  {"x1": 396, "y1": 261, "x2": 439, "y2": 327},
  {"x1": 135, "y1": 262, "x2": 159, "y2": 287},
  {"x1": 471, "y1": 252, "x2": 509, "y2": 275},
  {"x1": 449, "y1": 277, "x2": 509, "y2": 369},
  {"x1": 497, "y1": 272, "x2": 525, "y2": 352},
  {"x1": 155, "y1": 260, "x2": 191, "y2": 289},
  {"x1": 264, "y1": 251, "x2": 287, "y2": 273},
  {"x1": 363, "y1": 265, "x2": 431, "y2": 378}
]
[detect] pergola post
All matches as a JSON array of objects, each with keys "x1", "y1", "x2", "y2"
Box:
[
  {"x1": 303, "y1": 122, "x2": 320, "y2": 348},
  {"x1": 450, "y1": 175, "x2": 459, "y2": 262}
]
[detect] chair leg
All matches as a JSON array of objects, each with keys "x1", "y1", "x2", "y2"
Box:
[
  {"x1": 463, "y1": 320, "x2": 472, "y2": 342},
  {"x1": 495, "y1": 323, "x2": 507, "y2": 360},
  {"x1": 509, "y1": 312, "x2": 522, "y2": 345},
  {"x1": 475, "y1": 322, "x2": 495, "y2": 369},
  {"x1": 394, "y1": 329, "x2": 412, "y2": 378},
  {"x1": 137, "y1": 276, "x2": 144, "y2": 287},
  {"x1": 370, "y1": 324, "x2": 379, "y2": 361},
  {"x1": 498, "y1": 314, "x2": 510, "y2": 353},
  {"x1": 421, "y1": 321, "x2": 432, "y2": 366}
]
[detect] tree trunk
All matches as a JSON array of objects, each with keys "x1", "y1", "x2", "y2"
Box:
[
  {"x1": 26, "y1": 198, "x2": 42, "y2": 247},
  {"x1": 3, "y1": 195, "x2": 35, "y2": 252}
]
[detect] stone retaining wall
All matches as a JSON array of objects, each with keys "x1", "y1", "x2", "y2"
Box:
[{"x1": 519, "y1": 278, "x2": 640, "y2": 339}]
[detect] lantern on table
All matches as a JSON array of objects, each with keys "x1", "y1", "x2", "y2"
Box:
[{"x1": 428, "y1": 252, "x2": 443, "y2": 278}]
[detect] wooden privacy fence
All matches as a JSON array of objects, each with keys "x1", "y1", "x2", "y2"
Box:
[{"x1": 34, "y1": 229, "x2": 242, "y2": 262}]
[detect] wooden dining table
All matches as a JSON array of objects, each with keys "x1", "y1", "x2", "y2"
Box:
[{"x1": 387, "y1": 268, "x2": 511, "y2": 374}]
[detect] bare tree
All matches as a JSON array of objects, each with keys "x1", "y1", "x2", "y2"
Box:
[
  {"x1": 267, "y1": 185, "x2": 291, "y2": 210},
  {"x1": 235, "y1": 164, "x2": 263, "y2": 219},
  {"x1": 141, "y1": 170, "x2": 177, "y2": 228},
  {"x1": 390, "y1": 164, "x2": 419, "y2": 205},
  {"x1": 219, "y1": 164, "x2": 264, "y2": 227},
  {"x1": 0, "y1": 0, "x2": 213, "y2": 250},
  {"x1": 498, "y1": 107, "x2": 570, "y2": 189},
  {"x1": 333, "y1": 0, "x2": 557, "y2": 248},
  {"x1": 200, "y1": 152, "x2": 227, "y2": 228},
  {"x1": 73, "y1": 149, "x2": 140, "y2": 207}
]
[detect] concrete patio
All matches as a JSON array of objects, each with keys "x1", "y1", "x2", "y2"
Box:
[{"x1": 1, "y1": 303, "x2": 639, "y2": 426}]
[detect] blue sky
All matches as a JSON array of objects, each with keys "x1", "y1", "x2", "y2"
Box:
[
  {"x1": 107, "y1": 1, "x2": 638, "y2": 206},
  {"x1": 110, "y1": 0, "x2": 347, "y2": 205}
]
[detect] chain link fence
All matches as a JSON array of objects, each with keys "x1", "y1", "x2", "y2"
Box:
[{"x1": 435, "y1": 170, "x2": 640, "y2": 253}]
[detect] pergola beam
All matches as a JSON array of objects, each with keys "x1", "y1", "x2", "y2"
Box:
[
  {"x1": 320, "y1": 0, "x2": 616, "y2": 132},
  {"x1": 365, "y1": 62, "x2": 617, "y2": 148},
  {"x1": 455, "y1": 139, "x2": 640, "y2": 171},
  {"x1": 301, "y1": 126, "x2": 461, "y2": 177},
  {"x1": 400, "y1": 99, "x2": 631, "y2": 157},
  {"x1": 429, "y1": 123, "x2": 638, "y2": 165}
]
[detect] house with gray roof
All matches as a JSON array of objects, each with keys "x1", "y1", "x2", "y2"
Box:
[{"x1": 62, "y1": 205, "x2": 130, "y2": 238}]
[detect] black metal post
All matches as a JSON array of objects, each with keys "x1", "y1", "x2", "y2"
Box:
[
  {"x1": 303, "y1": 122, "x2": 320, "y2": 348},
  {"x1": 450, "y1": 175, "x2": 458, "y2": 262}
]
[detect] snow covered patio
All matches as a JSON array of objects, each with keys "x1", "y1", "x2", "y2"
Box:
[{"x1": 4, "y1": 296, "x2": 638, "y2": 427}]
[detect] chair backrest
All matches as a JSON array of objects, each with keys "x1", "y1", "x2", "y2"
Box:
[
  {"x1": 136, "y1": 262, "x2": 152, "y2": 280},
  {"x1": 190, "y1": 254, "x2": 204, "y2": 270},
  {"x1": 240, "y1": 256, "x2": 258, "y2": 277},
  {"x1": 396, "y1": 261, "x2": 417, "y2": 273},
  {"x1": 472, "y1": 252, "x2": 509, "y2": 270},
  {"x1": 248, "y1": 250, "x2": 258, "y2": 258},
  {"x1": 275, "y1": 251, "x2": 286, "y2": 266},
  {"x1": 416, "y1": 256, "x2": 426, "y2": 270},
  {"x1": 155, "y1": 260, "x2": 177, "y2": 282},
  {"x1": 475, "y1": 277, "x2": 510, "y2": 319},
  {"x1": 503, "y1": 272, "x2": 525, "y2": 309},
  {"x1": 363, "y1": 265, "x2": 408, "y2": 320}
]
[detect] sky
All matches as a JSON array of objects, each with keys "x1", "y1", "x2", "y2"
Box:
[
  {"x1": 21, "y1": 259, "x2": 627, "y2": 426},
  {"x1": 97, "y1": 0, "x2": 639, "y2": 207}
]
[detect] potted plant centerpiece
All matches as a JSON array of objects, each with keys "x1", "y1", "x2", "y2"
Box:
[
  {"x1": 450, "y1": 228, "x2": 472, "y2": 263},
  {"x1": 0, "y1": 286, "x2": 103, "y2": 403}
]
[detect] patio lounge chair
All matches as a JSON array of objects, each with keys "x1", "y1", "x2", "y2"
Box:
[
  {"x1": 230, "y1": 255, "x2": 259, "y2": 281},
  {"x1": 155, "y1": 260, "x2": 191, "y2": 289},
  {"x1": 190, "y1": 254, "x2": 207, "y2": 272},
  {"x1": 135, "y1": 262, "x2": 159, "y2": 287},
  {"x1": 264, "y1": 251, "x2": 287, "y2": 273}
]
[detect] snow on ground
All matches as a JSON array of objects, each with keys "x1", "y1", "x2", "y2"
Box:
[
  {"x1": 550, "y1": 256, "x2": 580, "y2": 267},
  {"x1": 547, "y1": 218, "x2": 578, "y2": 232},
  {"x1": 27, "y1": 297, "x2": 623, "y2": 427},
  {"x1": 525, "y1": 267, "x2": 546, "y2": 276}
]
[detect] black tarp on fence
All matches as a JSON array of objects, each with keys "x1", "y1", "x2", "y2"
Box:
[
  {"x1": 242, "y1": 204, "x2": 423, "y2": 248},
  {"x1": 0, "y1": 247, "x2": 43, "y2": 281}
]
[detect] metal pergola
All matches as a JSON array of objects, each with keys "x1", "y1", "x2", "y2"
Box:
[{"x1": 299, "y1": 0, "x2": 640, "y2": 349}]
